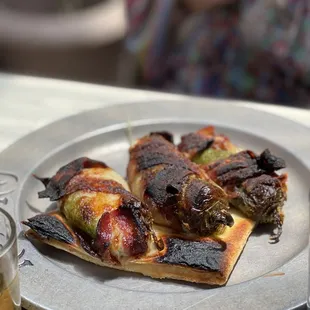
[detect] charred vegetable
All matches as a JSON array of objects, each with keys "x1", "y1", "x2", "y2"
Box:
[
  {"x1": 178, "y1": 126, "x2": 239, "y2": 160},
  {"x1": 24, "y1": 157, "x2": 161, "y2": 263},
  {"x1": 204, "y1": 150, "x2": 287, "y2": 240},
  {"x1": 127, "y1": 132, "x2": 234, "y2": 236},
  {"x1": 178, "y1": 127, "x2": 288, "y2": 243}
]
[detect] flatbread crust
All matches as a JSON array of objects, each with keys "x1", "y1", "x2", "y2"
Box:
[{"x1": 25, "y1": 209, "x2": 254, "y2": 286}]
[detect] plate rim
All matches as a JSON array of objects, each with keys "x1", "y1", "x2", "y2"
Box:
[{"x1": 0, "y1": 100, "x2": 309, "y2": 310}]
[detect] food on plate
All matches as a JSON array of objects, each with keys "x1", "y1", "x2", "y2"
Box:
[
  {"x1": 24, "y1": 209, "x2": 254, "y2": 285},
  {"x1": 178, "y1": 126, "x2": 239, "y2": 162},
  {"x1": 22, "y1": 126, "x2": 288, "y2": 286},
  {"x1": 127, "y1": 132, "x2": 234, "y2": 236},
  {"x1": 23, "y1": 157, "x2": 254, "y2": 285},
  {"x1": 25, "y1": 157, "x2": 161, "y2": 261},
  {"x1": 178, "y1": 126, "x2": 288, "y2": 242}
]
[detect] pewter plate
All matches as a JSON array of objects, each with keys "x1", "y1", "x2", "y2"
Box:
[{"x1": 0, "y1": 100, "x2": 309, "y2": 310}]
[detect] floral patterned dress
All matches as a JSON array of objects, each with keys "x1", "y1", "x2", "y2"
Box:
[{"x1": 125, "y1": 0, "x2": 310, "y2": 106}]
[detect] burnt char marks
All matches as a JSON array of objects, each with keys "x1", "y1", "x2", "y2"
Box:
[
  {"x1": 185, "y1": 179, "x2": 215, "y2": 211},
  {"x1": 23, "y1": 214, "x2": 75, "y2": 244},
  {"x1": 178, "y1": 126, "x2": 236, "y2": 156},
  {"x1": 150, "y1": 131, "x2": 174, "y2": 144},
  {"x1": 36, "y1": 157, "x2": 108, "y2": 201},
  {"x1": 184, "y1": 179, "x2": 234, "y2": 233},
  {"x1": 145, "y1": 166, "x2": 192, "y2": 207},
  {"x1": 213, "y1": 165, "x2": 263, "y2": 187},
  {"x1": 205, "y1": 149, "x2": 287, "y2": 237},
  {"x1": 133, "y1": 135, "x2": 203, "y2": 212},
  {"x1": 237, "y1": 174, "x2": 286, "y2": 216},
  {"x1": 120, "y1": 194, "x2": 164, "y2": 252},
  {"x1": 137, "y1": 151, "x2": 180, "y2": 171},
  {"x1": 206, "y1": 149, "x2": 286, "y2": 187},
  {"x1": 243, "y1": 174, "x2": 283, "y2": 195},
  {"x1": 130, "y1": 135, "x2": 234, "y2": 235},
  {"x1": 157, "y1": 237, "x2": 226, "y2": 272},
  {"x1": 133, "y1": 135, "x2": 198, "y2": 173},
  {"x1": 74, "y1": 229, "x2": 99, "y2": 257},
  {"x1": 258, "y1": 149, "x2": 286, "y2": 172},
  {"x1": 182, "y1": 179, "x2": 216, "y2": 233},
  {"x1": 178, "y1": 133, "x2": 214, "y2": 157},
  {"x1": 211, "y1": 151, "x2": 256, "y2": 176},
  {"x1": 34, "y1": 177, "x2": 51, "y2": 187},
  {"x1": 120, "y1": 200, "x2": 151, "y2": 240},
  {"x1": 137, "y1": 136, "x2": 205, "y2": 225}
]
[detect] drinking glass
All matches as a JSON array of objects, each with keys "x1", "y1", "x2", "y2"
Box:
[
  {"x1": 0, "y1": 208, "x2": 21, "y2": 310},
  {"x1": 308, "y1": 192, "x2": 310, "y2": 310}
]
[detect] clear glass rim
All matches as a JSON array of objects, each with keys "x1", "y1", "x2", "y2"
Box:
[{"x1": 0, "y1": 207, "x2": 17, "y2": 258}]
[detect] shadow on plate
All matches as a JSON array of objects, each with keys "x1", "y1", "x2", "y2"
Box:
[
  {"x1": 250, "y1": 223, "x2": 278, "y2": 239},
  {"x1": 25, "y1": 200, "x2": 58, "y2": 214}
]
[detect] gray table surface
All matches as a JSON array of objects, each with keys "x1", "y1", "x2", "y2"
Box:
[{"x1": 0, "y1": 73, "x2": 309, "y2": 153}]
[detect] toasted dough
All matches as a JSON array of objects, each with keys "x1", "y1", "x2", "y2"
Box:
[{"x1": 25, "y1": 209, "x2": 254, "y2": 285}]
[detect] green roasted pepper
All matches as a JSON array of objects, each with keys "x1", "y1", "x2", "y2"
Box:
[{"x1": 193, "y1": 149, "x2": 232, "y2": 165}]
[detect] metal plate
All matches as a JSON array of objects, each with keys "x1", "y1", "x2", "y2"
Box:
[{"x1": 0, "y1": 100, "x2": 309, "y2": 310}]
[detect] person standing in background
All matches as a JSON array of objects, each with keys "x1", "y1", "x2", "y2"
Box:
[{"x1": 125, "y1": 0, "x2": 310, "y2": 107}]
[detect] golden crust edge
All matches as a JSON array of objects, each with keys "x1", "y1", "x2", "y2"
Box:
[
  {"x1": 24, "y1": 209, "x2": 255, "y2": 286},
  {"x1": 26, "y1": 229, "x2": 226, "y2": 285},
  {"x1": 217, "y1": 211, "x2": 255, "y2": 281}
]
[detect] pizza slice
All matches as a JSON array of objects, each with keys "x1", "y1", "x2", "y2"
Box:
[{"x1": 23, "y1": 156, "x2": 254, "y2": 285}]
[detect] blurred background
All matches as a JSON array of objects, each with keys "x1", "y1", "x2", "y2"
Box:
[
  {"x1": 0, "y1": 0, "x2": 130, "y2": 86},
  {"x1": 0, "y1": 0, "x2": 309, "y2": 108}
]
